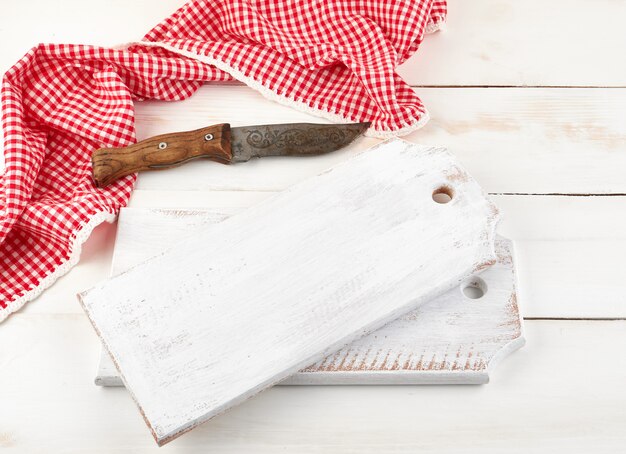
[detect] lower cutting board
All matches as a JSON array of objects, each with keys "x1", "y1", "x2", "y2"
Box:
[
  {"x1": 79, "y1": 139, "x2": 499, "y2": 445},
  {"x1": 96, "y1": 209, "x2": 524, "y2": 386}
]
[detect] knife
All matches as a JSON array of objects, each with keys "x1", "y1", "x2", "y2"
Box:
[{"x1": 91, "y1": 122, "x2": 370, "y2": 187}]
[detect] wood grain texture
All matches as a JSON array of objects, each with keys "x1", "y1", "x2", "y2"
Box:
[
  {"x1": 91, "y1": 124, "x2": 231, "y2": 187},
  {"x1": 129, "y1": 86, "x2": 626, "y2": 195},
  {"x1": 95, "y1": 209, "x2": 523, "y2": 386},
  {"x1": 79, "y1": 139, "x2": 499, "y2": 445},
  {"x1": 290, "y1": 236, "x2": 522, "y2": 384}
]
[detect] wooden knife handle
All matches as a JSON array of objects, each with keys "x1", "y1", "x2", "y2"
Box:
[{"x1": 91, "y1": 123, "x2": 231, "y2": 187}]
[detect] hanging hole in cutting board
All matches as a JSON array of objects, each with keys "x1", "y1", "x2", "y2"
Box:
[
  {"x1": 432, "y1": 186, "x2": 454, "y2": 204},
  {"x1": 461, "y1": 276, "x2": 487, "y2": 299}
]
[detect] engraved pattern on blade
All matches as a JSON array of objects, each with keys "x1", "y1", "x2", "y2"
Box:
[{"x1": 231, "y1": 123, "x2": 369, "y2": 162}]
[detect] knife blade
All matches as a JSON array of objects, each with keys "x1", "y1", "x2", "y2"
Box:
[{"x1": 91, "y1": 122, "x2": 370, "y2": 187}]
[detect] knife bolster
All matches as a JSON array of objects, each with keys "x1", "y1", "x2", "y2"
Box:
[{"x1": 91, "y1": 123, "x2": 231, "y2": 187}]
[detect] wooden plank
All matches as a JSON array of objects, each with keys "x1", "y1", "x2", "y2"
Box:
[
  {"x1": 129, "y1": 86, "x2": 626, "y2": 195},
  {"x1": 516, "y1": 239, "x2": 626, "y2": 319},
  {"x1": 398, "y1": 0, "x2": 626, "y2": 87},
  {"x1": 399, "y1": 0, "x2": 626, "y2": 87},
  {"x1": 3, "y1": 1, "x2": 624, "y2": 87},
  {"x1": 494, "y1": 195, "x2": 626, "y2": 241},
  {"x1": 2, "y1": 315, "x2": 625, "y2": 452},
  {"x1": 95, "y1": 208, "x2": 523, "y2": 386},
  {"x1": 79, "y1": 140, "x2": 499, "y2": 445},
  {"x1": 412, "y1": 88, "x2": 626, "y2": 194}
]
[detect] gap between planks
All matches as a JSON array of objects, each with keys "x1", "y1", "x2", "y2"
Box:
[
  {"x1": 490, "y1": 193, "x2": 626, "y2": 197},
  {"x1": 8, "y1": 313, "x2": 626, "y2": 322},
  {"x1": 525, "y1": 317, "x2": 626, "y2": 321}
]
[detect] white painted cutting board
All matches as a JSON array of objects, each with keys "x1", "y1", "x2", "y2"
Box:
[
  {"x1": 79, "y1": 139, "x2": 499, "y2": 445},
  {"x1": 96, "y1": 209, "x2": 523, "y2": 386}
]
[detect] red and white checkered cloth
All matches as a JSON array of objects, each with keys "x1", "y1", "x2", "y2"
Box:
[{"x1": 0, "y1": 0, "x2": 446, "y2": 321}]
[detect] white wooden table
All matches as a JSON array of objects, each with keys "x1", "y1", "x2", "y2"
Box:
[{"x1": 1, "y1": 1, "x2": 625, "y2": 452}]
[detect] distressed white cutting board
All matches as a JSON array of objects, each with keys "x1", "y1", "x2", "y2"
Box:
[
  {"x1": 96, "y1": 209, "x2": 523, "y2": 386},
  {"x1": 79, "y1": 139, "x2": 499, "y2": 445}
]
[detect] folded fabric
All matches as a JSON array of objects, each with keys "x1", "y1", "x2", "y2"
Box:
[{"x1": 0, "y1": 0, "x2": 446, "y2": 322}]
